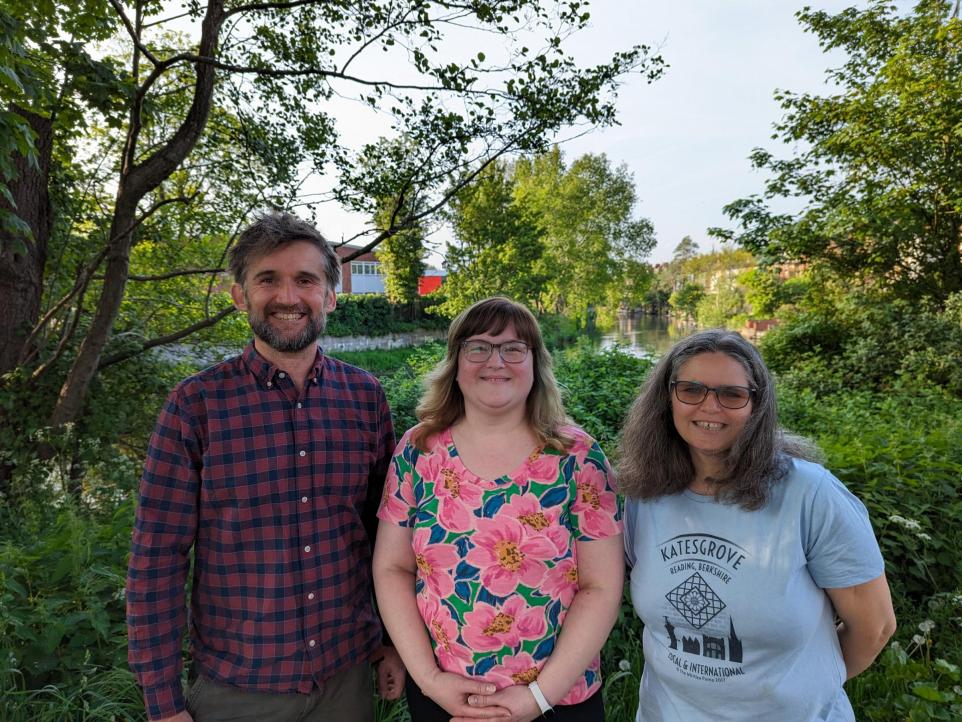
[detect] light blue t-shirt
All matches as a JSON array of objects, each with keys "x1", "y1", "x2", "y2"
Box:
[{"x1": 625, "y1": 459, "x2": 884, "y2": 722}]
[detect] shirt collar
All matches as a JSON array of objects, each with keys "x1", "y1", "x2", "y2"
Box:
[{"x1": 241, "y1": 341, "x2": 326, "y2": 386}]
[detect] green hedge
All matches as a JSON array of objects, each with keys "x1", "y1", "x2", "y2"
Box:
[{"x1": 325, "y1": 295, "x2": 447, "y2": 337}]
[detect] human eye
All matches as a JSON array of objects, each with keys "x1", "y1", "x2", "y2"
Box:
[
  {"x1": 463, "y1": 340, "x2": 492, "y2": 360},
  {"x1": 501, "y1": 342, "x2": 527, "y2": 356},
  {"x1": 674, "y1": 381, "x2": 705, "y2": 402},
  {"x1": 719, "y1": 386, "x2": 751, "y2": 405}
]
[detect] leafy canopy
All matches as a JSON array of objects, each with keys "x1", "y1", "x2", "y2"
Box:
[{"x1": 714, "y1": 0, "x2": 962, "y2": 304}]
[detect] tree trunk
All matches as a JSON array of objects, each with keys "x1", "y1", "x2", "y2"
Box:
[
  {"x1": 48, "y1": 0, "x2": 225, "y2": 429},
  {"x1": 0, "y1": 108, "x2": 52, "y2": 377}
]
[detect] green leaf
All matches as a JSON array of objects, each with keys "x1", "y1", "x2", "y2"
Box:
[
  {"x1": 913, "y1": 684, "x2": 947, "y2": 702},
  {"x1": 934, "y1": 658, "x2": 960, "y2": 681}
]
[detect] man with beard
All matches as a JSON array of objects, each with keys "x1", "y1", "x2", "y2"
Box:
[{"x1": 127, "y1": 212, "x2": 404, "y2": 722}]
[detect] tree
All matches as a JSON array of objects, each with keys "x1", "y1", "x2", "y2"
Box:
[
  {"x1": 668, "y1": 282, "x2": 704, "y2": 323},
  {"x1": 0, "y1": 0, "x2": 664, "y2": 433},
  {"x1": 442, "y1": 160, "x2": 546, "y2": 315},
  {"x1": 715, "y1": 0, "x2": 962, "y2": 305},
  {"x1": 672, "y1": 235, "x2": 699, "y2": 265},
  {"x1": 374, "y1": 192, "x2": 427, "y2": 309},
  {"x1": 515, "y1": 148, "x2": 656, "y2": 321}
]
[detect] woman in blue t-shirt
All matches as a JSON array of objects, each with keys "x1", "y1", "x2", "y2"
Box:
[{"x1": 617, "y1": 329, "x2": 895, "y2": 721}]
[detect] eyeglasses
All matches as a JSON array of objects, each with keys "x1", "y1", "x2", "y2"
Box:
[
  {"x1": 670, "y1": 380, "x2": 755, "y2": 409},
  {"x1": 460, "y1": 339, "x2": 530, "y2": 364}
]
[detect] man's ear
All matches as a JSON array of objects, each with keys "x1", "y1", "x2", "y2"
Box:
[
  {"x1": 325, "y1": 288, "x2": 336, "y2": 314},
  {"x1": 230, "y1": 283, "x2": 247, "y2": 311}
]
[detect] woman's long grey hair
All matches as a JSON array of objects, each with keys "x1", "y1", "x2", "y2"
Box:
[{"x1": 616, "y1": 328, "x2": 817, "y2": 510}]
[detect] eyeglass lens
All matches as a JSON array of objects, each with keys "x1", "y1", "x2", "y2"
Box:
[
  {"x1": 673, "y1": 381, "x2": 752, "y2": 409},
  {"x1": 462, "y1": 340, "x2": 528, "y2": 363}
]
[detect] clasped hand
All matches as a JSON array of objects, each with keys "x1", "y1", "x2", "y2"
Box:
[{"x1": 432, "y1": 672, "x2": 542, "y2": 722}]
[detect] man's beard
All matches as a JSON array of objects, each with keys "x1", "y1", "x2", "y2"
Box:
[{"x1": 248, "y1": 302, "x2": 327, "y2": 353}]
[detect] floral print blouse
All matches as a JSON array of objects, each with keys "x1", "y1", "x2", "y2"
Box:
[{"x1": 377, "y1": 425, "x2": 622, "y2": 705}]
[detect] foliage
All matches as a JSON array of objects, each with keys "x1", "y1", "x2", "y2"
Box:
[
  {"x1": 328, "y1": 347, "x2": 423, "y2": 379},
  {"x1": 517, "y1": 148, "x2": 657, "y2": 321},
  {"x1": 715, "y1": 0, "x2": 962, "y2": 304},
  {"x1": 374, "y1": 189, "x2": 427, "y2": 308},
  {"x1": 379, "y1": 343, "x2": 447, "y2": 434},
  {"x1": 761, "y1": 289, "x2": 962, "y2": 396},
  {"x1": 739, "y1": 267, "x2": 783, "y2": 318},
  {"x1": 552, "y1": 340, "x2": 653, "y2": 452},
  {"x1": 442, "y1": 160, "x2": 547, "y2": 315},
  {"x1": 326, "y1": 294, "x2": 447, "y2": 338},
  {"x1": 1, "y1": 0, "x2": 664, "y2": 432},
  {"x1": 694, "y1": 282, "x2": 746, "y2": 329},
  {"x1": 443, "y1": 148, "x2": 657, "y2": 321},
  {"x1": 668, "y1": 281, "x2": 705, "y2": 321},
  {"x1": 848, "y1": 618, "x2": 962, "y2": 721},
  {"x1": 0, "y1": 502, "x2": 137, "y2": 720}
]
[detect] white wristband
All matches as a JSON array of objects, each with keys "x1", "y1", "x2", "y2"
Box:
[{"x1": 528, "y1": 679, "x2": 553, "y2": 715}]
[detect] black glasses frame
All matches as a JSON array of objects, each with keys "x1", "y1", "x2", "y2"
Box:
[
  {"x1": 459, "y1": 339, "x2": 530, "y2": 364},
  {"x1": 670, "y1": 380, "x2": 756, "y2": 409}
]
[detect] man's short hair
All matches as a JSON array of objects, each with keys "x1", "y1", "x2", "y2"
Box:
[{"x1": 229, "y1": 211, "x2": 341, "y2": 290}]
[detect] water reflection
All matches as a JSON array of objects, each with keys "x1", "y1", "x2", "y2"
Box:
[{"x1": 600, "y1": 315, "x2": 696, "y2": 359}]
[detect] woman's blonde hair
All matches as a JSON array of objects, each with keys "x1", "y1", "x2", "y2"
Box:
[{"x1": 411, "y1": 297, "x2": 574, "y2": 452}]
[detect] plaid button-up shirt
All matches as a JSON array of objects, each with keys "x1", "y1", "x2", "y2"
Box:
[{"x1": 127, "y1": 343, "x2": 395, "y2": 720}]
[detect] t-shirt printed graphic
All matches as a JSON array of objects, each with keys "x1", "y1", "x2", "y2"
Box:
[
  {"x1": 624, "y1": 460, "x2": 885, "y2": 722},
  {"x1": 378, "y1": 425, "x2": 622, "y2": 705},
  {"x1": 659, "y1": 534, "x2": 747, "y2": 682}
]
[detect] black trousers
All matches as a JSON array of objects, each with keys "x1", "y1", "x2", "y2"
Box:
[{"x1": 404, "y1": 675, "x2": 605, "y2": 721}]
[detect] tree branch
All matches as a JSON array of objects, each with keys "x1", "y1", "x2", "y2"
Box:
[
  {"x1": 109, "y1": 267, "x2": 226, "y2": 282},
  {"x1": 98, "y1": 305, "x2": 237, "y2": 369},
  {"x1": 107, "y1": 0, "x2": 160, "y2": 67}
]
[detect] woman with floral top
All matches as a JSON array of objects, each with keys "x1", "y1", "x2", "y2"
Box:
[{"x1": 373, "y1": 297, "x2": 624, "y2": 722}]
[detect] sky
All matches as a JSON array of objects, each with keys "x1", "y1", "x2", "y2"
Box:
[
  {"x1": 303, "y1": 0, "x2": 879, "y2": 266},
  {"x1": 557, "y1": 0, "x2": 858, "y2": 264}
]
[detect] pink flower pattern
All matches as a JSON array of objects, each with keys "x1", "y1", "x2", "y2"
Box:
[
  {"x1": 376, "y1": 425, "x2": 621, "y2": 707},
  {"x1": 462, "y1": 596, "x2": 548, "y2": 651}
]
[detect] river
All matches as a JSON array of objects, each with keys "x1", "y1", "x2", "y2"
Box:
[{"x1": 599, "y1": 315, "x2": 697, "y2": 359}]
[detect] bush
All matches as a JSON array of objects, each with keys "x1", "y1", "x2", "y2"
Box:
[
  {"x1": 761, "y1": 291, "x2": 962, "y2": 396},
  {"x1": 0, "y1": 502, "x2": 138, "y2": 720},
  {"x1": 553, "y1": 340, "x2": 653, "y2": 453},
  {"x1": 325, "y1": 295, "x2": 447, "y2": 337}
]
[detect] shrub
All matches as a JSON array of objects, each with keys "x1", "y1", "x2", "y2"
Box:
[{"x1": 326, "y1": 295, "x2": 447, "y2": 337}]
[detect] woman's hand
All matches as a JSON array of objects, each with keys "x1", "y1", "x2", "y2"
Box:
[
  {"x1": 419, "y1": 670, "x2": 511, "y2": 719},
  {"x1": 454, "y1": 684, "x2": 543, "y2": 722}
]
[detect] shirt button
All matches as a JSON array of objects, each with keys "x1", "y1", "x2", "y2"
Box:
[
  {"x1": 301, "y1": 496, "x2": 308, "y2": 503},
  {"x1": 296, "y1": 402, "x2": 302, "y2": 409},
  {"x1": 304, "y1": 545, "x2": 311, "y2": 553},
  {"x1": 308, "y1": 592, "x2": 315, "y2": 600},
  {"x1": 278, "y1": 371, "x2": 286, "y2": 378},
  {"x1": 308, "y1": 639, "x2": 316, "y2": 648},
  {"x1": 299, "y1": 450, "x2": 306, "y2": 457},
  {"x1": 266, "y1": 381, "x2": 272, "y2": 388}
]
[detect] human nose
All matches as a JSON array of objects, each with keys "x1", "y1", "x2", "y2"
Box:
[
  {"x1": 486, "y1": 346, "x2": 507, "y2": 366},
  {"x1": 275, "y1": 278, "x2": 299, "y2": 304},
  {"x1": 699, "y1": 388, "x2": 723, "y2": 410}
]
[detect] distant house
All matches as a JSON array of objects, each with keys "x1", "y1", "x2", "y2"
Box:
[
  {"x1": 333, "y1": 244, "x2": 446, "y2": 296},
  {"x1": 334, "y1": 245, "x2": 384, "y2": 294}
]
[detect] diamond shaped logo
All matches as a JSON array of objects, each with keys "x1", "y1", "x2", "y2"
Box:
[{"x1": 666, "y1": 572, "x2": 725, "y2": 629}]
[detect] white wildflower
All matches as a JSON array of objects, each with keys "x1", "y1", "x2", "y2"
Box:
[
  {"x1": 888, "y1": 514, "x2": 922, "y2": 531},
  {"x1": 918, "y1": 619, "x2": 935, "y2": 634},
  {"x1": 912, "y1": 634, "x2": 925, "y2": 646},
  {"x1": 618, "y1": 659, "x2": 631, "y2": 672},
  {"x1": 917, "y1": 532, "x2": 932, "y2": 541}
]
